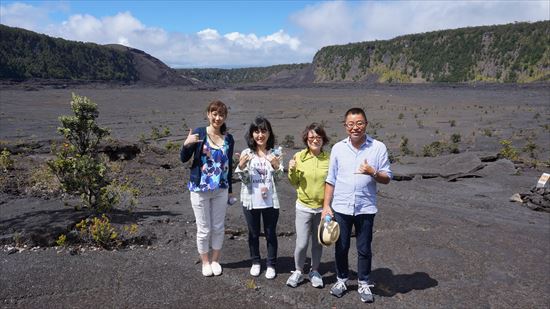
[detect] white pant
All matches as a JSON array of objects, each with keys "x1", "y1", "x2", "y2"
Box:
[{"x1": 190, "y1": 189, "x2": 229, "y2": 254}]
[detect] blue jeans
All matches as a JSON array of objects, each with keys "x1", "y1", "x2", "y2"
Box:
[
  {"x1": 243, "y1": 207, "x2": 279, "y2": 267},
  {"x1": 334, "y1": 212, "x2": 375, "y2": 282}
]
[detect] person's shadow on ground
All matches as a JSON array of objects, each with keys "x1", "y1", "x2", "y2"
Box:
[
  {"x1": 369, "y1": 268, "x2": 438, "y2": 296},
  {"x1": 223, "y1": 257, "x2": 437, "y2": 296}
]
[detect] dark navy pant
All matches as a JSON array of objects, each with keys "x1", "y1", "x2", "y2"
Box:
[
  {"x1": 243, "y1": 207, "x2": 279, "y2": 267},
  {"x1": 334, "y1": 212, "x2": 375, "y2": 282}
]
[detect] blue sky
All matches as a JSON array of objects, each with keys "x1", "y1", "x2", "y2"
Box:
[{"x1": 1, "y1": 1, "x2": 548, "y2": 68}]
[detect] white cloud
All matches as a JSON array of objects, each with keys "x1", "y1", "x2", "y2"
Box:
[
  {"x1": 292, "y1": 0, "x2": 550, "y2": 49},
  {"x1": 1, "y1": 1, "x2": 548, "y2": 68},
  {"x1": 0, "y1": 2, "x2": 307, "y2": 67},
  {"x1": 0, "y1": 2, "x2": 50, "y2": 31}
]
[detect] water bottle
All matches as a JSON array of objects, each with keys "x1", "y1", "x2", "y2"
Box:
[
  {"x1": 227, "y1": 197, "x2": 238, "y2": 205},
  {"x1": 272, "y1": 146, "x2": 283, "y2": 158}
]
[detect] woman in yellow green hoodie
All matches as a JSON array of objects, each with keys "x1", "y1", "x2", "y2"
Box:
[{"x1": 286, "y1": 123, "x2": 330, "y2": 289}]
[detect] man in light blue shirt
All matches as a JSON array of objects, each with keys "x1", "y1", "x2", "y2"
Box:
[{"x1": 322, "y1": 107, "x2": 392, "y2": 303}]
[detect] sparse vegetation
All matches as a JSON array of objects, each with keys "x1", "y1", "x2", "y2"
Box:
[
  {"x1": 28, "y1": 164, "x2": 61, "y2": 196},
  {"x1": 76, "y1": 215, "x2": 120, "y2": 248},
  {"x1": 482, "y1": 128, "x2": 494, "y2": 137},
  {"x1": 523, "y1": 140, "x2": 537, "y2": 158},
  {"x1": 399, "y1": 136, "x2": 413, "y2": 156},
  {"x1": 150, "y1": 126, "x2": 171, "y2": 140},
  {"x1": 48, "y1": 94, "x2": 138, "y2": 212},
  {"x1": 451, "y1": 133, "x2": 461, "y2": 144},
  {"x1": 165, "y1": 141, "x2": 181, "y2": 152},
  {"x1": 314, "y1": 21, "x2": 550, "y2": 83},
  {"x1": 423, "y1": 141, "x2": 446, "y2": 157},
  {"x1": 282, "y1": 135, "x2": 295, "y2": 148},
  {"x1": 56, "y1": 234, "x2": 67, "y2": 247},
  {"x1": 0, "y1": 148, "x2": 14, "y2": 171},
  {"x1": 499, "y1": 139, "x2": 520, "y2": 161}
]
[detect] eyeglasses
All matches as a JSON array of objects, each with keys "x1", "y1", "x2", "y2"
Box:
[
  {"x1": 343, "y1": 121, "x2": 366, "y2": 129},
  {"x1": 307, "y1": 136, "x2": 323, "y2": 141}
]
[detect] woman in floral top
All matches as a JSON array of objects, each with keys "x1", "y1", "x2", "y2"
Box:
[
  {"x1": 235, "y1": 116, "x2": 283, "y2": 280},
  {"x1": 180, "y1": 100, "x2": 234, "y2": 277}
]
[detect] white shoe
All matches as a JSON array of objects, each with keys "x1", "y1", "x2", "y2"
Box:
[
  {"x1": 202, "y1": 263, "x2": 213, "y2": 277},
  {"x1": 265, "y1": 266, "x2": 276, "y2": 279},
  {"x1": 211, "y1": 261, "x2": 222, "y2": 276},
  {"x1": 250, "y1": 263, "x2": 261, "y2": 277}
]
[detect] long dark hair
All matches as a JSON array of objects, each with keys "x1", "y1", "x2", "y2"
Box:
[
  {"x1": 245, "y1": 116, "x2": 275, "y2": 151},
  {"x1": 207, "y1": 100, "x2": 228, "y2": 134}
]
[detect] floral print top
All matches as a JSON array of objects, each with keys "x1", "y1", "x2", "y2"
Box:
[{"x1": 188, "y1": 137, "x2": 230, "y2": 192}]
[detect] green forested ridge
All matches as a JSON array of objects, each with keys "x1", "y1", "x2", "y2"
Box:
[
  {"x1": 0, "y1": 25, "x2": 138, "y2": 81},
  {"x1": 176, "y1": 63, "x2": 309, "y2": 84},
  {"x1": 313, "y1": 21, "x2": 550, "y2": 83}
]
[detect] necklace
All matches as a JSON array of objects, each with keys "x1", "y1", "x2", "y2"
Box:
[
  {"x1": 206, "y1": 126, "x2": 224, "y2": 148},
  {"x1": 207, "y1": 133, "x2": 224, "y2": 148}
]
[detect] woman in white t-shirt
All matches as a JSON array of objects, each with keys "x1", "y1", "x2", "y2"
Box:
[{"x1": 235, "y1": 116, "x2": 284, "y2": 279}]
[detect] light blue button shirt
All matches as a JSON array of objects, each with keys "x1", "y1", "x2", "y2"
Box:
[{"x1": 326, "y1": 135, "x2": 392, "y2": 215}]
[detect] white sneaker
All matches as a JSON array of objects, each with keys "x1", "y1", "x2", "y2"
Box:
[
  {"x1": 250, "y1": 263, "x2": 261, "y2": 277},
  {"x1": 202, "y1": 263, "x2": 213, "y2": 277},
  {"x1": 309, "y1": 271, "x2": 324, "y2": 288},
  {"x1": 286, "y1": 270, "x2": 304, "y2": 287},
  {"x1": 211, "y1": 261, "x2": 222, "y2": 276},
  {"x1": 265, "y1": 266, "x2": 276, "y2": 279}
]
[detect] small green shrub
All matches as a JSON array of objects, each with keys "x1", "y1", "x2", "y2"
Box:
[
  {"x1": 282, "y1": 135, "x2": 295, "y2": 148},
  {"x1": 499, "y1": 140, "x2": 519, "y2": 161},
  {"x1": 98, "y1": 179, "x2": 139, "y2": 212},
  {"x1": 47, "y1": 93, "x2": 133, "y2": 211},
  {"x1": 75, "y1": 215, "x2": 139, "y2": 248},
  {"x1": 423, "y1": 141, "x2": 446, "y2": 157},
  {"x1": 482, "y1": 128, "x2": 493, "y2": 137},
  {"x1": 28, "y1": 164, "x2": 61, "y2": 196},
  {"x1": 451, "y1": 133, "x2": 461, "y2": 144},
  {"x1": 150, "y1": 126, "x2": 171, "y2": 140},
  {"x1": 398, "y1": 113, "x2": 404, "y2": 120},
  {"x1": 165, "y1": 141, "x2": 181, "y2": 152},
  {"x1": 0, "y1": 148, "x2": 14, "y2": 171},
  {"x1": 56, "y1": 234, "x2": 67, "y2": 247},
  {"x1": 523, "y1": 140, "x2": 537, "y2": 158},
  {"x1": 76, "y1": 215, "x2": 119, "y2": 248},
  {"x1": 450, "y1": 120, "x2": 456, "y2": 127},
  {"x1": 399, "y1": 136, "x2": 413, "y2": 156}
]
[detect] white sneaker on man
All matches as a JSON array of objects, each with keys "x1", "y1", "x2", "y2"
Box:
[{"x1": 250, "y1": 263, "x2": 261, "y2": 277}]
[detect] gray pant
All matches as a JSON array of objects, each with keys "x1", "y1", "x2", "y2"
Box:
[
  {"x1": 190, "y1": 189, "x2": 228, "y2": 254},
  {"x1": 294, "y1": 207, "x2": 323, "y2": 272}
]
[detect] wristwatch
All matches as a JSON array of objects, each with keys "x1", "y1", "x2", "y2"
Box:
[{"x1": 371, "y1": 170, "x2": 378, "y2": 178}]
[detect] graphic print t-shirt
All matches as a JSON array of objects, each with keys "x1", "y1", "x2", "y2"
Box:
[{"x1": 249, "y1": 155, "x2": 273, "y2": 208}]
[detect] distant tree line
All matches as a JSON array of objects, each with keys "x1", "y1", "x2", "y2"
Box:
[
  {"x1": 313, "y1": 21, "x2": 550, "y2": 83},
  {"x1": 0, "y1": 25, "x2": 139, "y2": 81},
  {"x1": 176, "y1": 63, "x2": 310, "y2": 84}
]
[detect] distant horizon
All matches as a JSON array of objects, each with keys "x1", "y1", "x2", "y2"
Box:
[{"x1": 1, "y1": 1, "x2": 548, "y2": 68}]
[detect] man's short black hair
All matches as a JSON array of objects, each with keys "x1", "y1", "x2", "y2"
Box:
[{"x1": 344, "y1": 107, "x2": 367, "y2": 121}]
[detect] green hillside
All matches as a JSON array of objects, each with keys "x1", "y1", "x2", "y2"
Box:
[
  {"x1": 0, "y1": 25, "x2": 138, "y2": 81},
  {"x1": 313, "y1": 21, "x2": 550, "y2": 83},
  {"x1": 176, "y1": 63, "x2": 309, "y2": 84}
]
